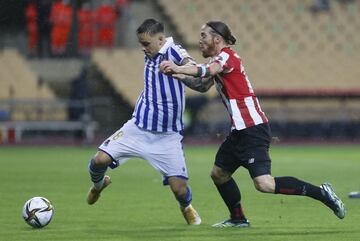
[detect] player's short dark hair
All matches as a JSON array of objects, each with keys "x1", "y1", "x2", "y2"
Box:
[
  {"x1": 206, "y1": 21, "x2": 236, "y2": 45},
  {"x1": 136, "y1": 19, "x2": 164, "y2": 36}
]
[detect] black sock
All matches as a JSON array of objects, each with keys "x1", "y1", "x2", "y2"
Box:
[
  {"x1": 274, "y1": 176, "x2": 327, "y2": 203},
  {"x1": 215, "y1": 178, "x2": 246, "y2": 220}
]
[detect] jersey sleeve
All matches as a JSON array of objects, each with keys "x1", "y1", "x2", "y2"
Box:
[
  {"x1": 169, "y1": 44, "x2": 194, "y2": 65},
  {"x1": 212, "y1": 51, "x2": 235, "y2": 74}
]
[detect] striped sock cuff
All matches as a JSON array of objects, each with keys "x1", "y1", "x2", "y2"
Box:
[
  {"x1": 178, "y1": 186, "x2": 193, "y2": 208},
  {"x1": 89, "y1": 159, "x2": 107, "y2": 183}
]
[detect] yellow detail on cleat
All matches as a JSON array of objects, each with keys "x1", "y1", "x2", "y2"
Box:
[{"x1": 181, "y1": 204, "x2": 201, "y2": 225}]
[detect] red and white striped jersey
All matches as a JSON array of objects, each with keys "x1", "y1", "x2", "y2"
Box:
[{"x1": 211, "y1": 47, "x2": 268, "y2": 130}]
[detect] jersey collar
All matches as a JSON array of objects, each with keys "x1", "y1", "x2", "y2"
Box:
[{"x1": 158, "y1": 37, "x2": 174, "y2": 54}]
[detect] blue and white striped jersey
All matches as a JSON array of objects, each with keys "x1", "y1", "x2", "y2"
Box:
[{"x1": 132, "y1": 37, "x2": 192, "y2": 132}]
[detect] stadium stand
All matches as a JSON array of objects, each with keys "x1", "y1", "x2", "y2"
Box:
[
  {"x1": 8, "y1": 0, "x2": 352, "y2": 140},
  {"x1": 0, "y1": 49, "x2": 96, "y2": 143},
  {"x1": 92, "y1": 0, "x2": 360, "y2": 100},
  {"x1": 92, "y1": 49, "x2": 143, "y2": 106},
  {"x1": 0, "y1": 48, "x2": 65, "y2": 120},
  {"x1": 162, "y1": 0, "x2": 360, "y2": 136},
  {"x1": 92, "y1": 1, "x2": 360, "y2": 112},
  {"x1": 157, "y1": 0, "x2": 360, "y2": 92}
]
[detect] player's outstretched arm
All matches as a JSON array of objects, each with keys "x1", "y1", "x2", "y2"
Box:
[
  {"x1": 160, "y1": 60, "x2": 214, "y2": 92},
  {"x1": 174, "y1": 74, "x2": 213, "y2": 93},
  {"x1": 160, "y1": 60, "x2": 222, "y2": 77}
]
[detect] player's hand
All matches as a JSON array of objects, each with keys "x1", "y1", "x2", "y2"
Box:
[{"x1": 160, "y1": 60, "x2": 178, "y2": 75}]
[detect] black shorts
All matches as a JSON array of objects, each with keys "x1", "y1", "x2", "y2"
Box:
[{"x1": 215, "y1": 123, "x2": 272, "y2": 178}]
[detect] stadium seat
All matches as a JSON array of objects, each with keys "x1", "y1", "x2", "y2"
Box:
[
  {"x1": 157, "y1": 0, "x2": 360, "y2": 93},
  {"x1": 0, "y1": 49, "x2": 67, "y2": 121}
]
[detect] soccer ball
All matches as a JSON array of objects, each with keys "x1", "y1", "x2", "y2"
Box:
[{"x1": 22, "y1": 197, "x2": 54, "y2": 228}]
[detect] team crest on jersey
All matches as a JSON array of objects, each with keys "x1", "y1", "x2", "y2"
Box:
[{"x1": 103, "y1": 139, "x2": 110, "y2": 147}]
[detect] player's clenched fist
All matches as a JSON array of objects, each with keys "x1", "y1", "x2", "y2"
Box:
[{"x1": 160, "y1": 60, "x2": 179, "y2": 74}]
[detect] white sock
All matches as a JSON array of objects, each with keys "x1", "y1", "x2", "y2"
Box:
[{"x1": 93, "y1": 178, "x2": 104, "y2": 190}]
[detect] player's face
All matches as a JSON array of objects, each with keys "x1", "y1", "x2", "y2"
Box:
[
  {"x1": 199, "y1": 25, "x2": 217, "y2": 58},
  {"x1": 137, "y1": 32, "x2": 164, "y2": 58}
]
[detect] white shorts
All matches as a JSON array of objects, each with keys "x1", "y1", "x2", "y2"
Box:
[{"x1": 99, "y1": 118, "x2": 188, "y2": 185}]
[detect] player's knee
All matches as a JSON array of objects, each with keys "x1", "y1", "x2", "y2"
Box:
[
  {"x1": 254, "y1": 181, "x2": 269, "y2": 193},
  {"x1": 93, "y1": 151, "x2": 112, "y2": 166},
  {"x1": 168, "y1": 177, "x2": 188, "y2": 198},
  {"x1": 210, "y1": 170, "x2": 220, "y2": 183},
  {"x1": 210, "y1": 168, "x2": 230, "y2": 185},
  {"x1": 171, "y1": 183, "x2": 187, "y2": 198},
  {"x1": 253, "y1": 176, "x2": 275, "y2": 193}
]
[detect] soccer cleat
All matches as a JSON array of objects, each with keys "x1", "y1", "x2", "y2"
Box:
[
  {"x1": 212, "y1": 218, "x2": 250, "y2": 228},
  {"x1": 321, "y1": 182, "x2": 346, "y2": 219},
  {"x1": 180, "y1": 204, "x2": 201, "y2": 225},
  {"x1": 87, "y1": 175, "x2": 112, "y2": 205},
  {"x1": 348, "y1": 191, "x2": 360, "y2": 199}
]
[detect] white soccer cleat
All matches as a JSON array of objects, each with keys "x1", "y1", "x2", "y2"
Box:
[
  {"x1": 348, "y1": 191, "x2": 360, "y2": 198},
  {"x1": 321, "y1": 182, "x2": 346, "y2": 219},
  {"x1": 212, "y1": 218, "x2": 250, "y2": 228},
  {"x1": 180, "y1": 204, "x2": 201, "y2": 225}
]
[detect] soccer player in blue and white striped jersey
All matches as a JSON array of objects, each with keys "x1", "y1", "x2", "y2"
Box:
[
  {"x1": 133, "y1": 28, "x2": 190, "y2": 132},
  {"x1": 86, "y1": 19, "x2": 201, "y2": 225}
]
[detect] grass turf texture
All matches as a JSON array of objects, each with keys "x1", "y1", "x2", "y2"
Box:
[{"x1": 0, "y1": 145, "x2": 359, "y2": 241}]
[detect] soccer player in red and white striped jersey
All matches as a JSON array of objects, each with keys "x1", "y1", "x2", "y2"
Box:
[{"x1": 160, "y1": 21, "x2": 345, "y2": 227}]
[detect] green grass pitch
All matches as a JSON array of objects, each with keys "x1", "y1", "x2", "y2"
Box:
[{"x1": 0, "y1": 145, "x2": 359, "y2": 241}]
